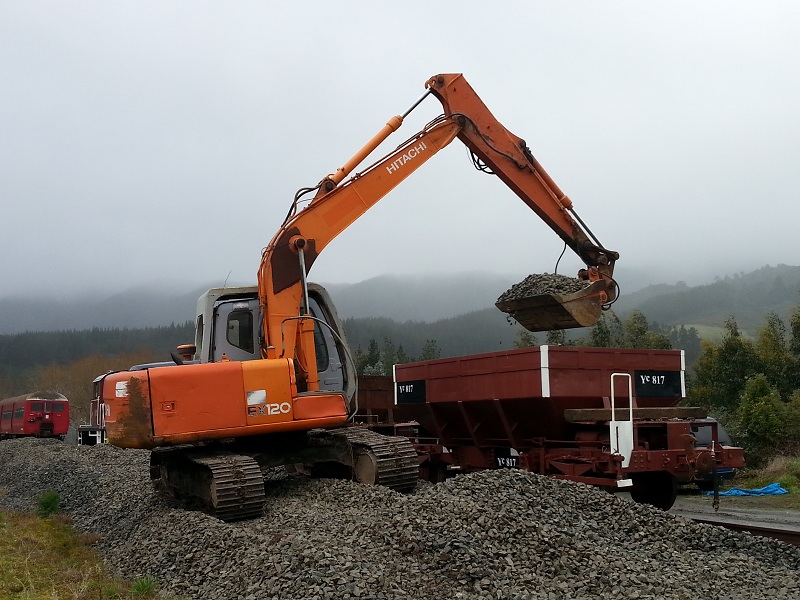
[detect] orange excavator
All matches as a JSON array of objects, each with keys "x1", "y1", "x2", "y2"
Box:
[{"x1": 100, "y1": 74, "x2": 618, "y2": 520}]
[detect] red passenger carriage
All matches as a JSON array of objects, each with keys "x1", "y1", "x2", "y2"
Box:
[{"x1": 0, "y1": 391, "x2": 70, "y2": 440}]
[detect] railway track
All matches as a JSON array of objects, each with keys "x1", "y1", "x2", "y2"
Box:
[{"x1": 672, "y1": 509, "x2": 800, "y2": 546}]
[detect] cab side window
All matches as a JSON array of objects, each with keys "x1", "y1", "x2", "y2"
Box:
[
  {"x1": 312, "y1": 317, "x2": 330, "y2": 372},
  {"x1": 227, "y1": 310, "x2": 255, "y2": 354}
]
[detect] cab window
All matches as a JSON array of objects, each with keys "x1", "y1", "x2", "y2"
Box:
[
  {"x1": 31, "y1": 402, "x2": 43, "y2": 411},
  {"x1": 313, "y1": 320, "x2": 330, "y2": 372},
  {"x1": 227, "y1": 310, "x2": 255, "y2": 354}
]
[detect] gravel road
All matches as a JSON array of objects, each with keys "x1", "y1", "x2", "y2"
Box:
[{"x1": 1, "y1": 438, "x2": 799, "y2": 600}]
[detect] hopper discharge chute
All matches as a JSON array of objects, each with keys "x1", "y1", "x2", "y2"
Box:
[{"x1": 496, "y1": 274, "x2": 615, "y2": 332}]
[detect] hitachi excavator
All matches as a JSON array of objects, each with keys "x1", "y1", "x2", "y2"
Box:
[{"x1": 99, "y1": 74, "x2": 619, "y2": 521}]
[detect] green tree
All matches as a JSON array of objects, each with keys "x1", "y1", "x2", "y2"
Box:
[
  {"x1": 789, "y1": 304, "x2": 800, "y2": 358},
  {"x1": 353, "y1": 345, "x2": 366, "y2": 375},
  {"x1": 787, "y1": 305, "x2": 800, "y2": 392},
  {"x1": 420, "y1": 339, "x2": 441, "y2": 361},
  {"x1": 355, "y1": 339, "x2": 382, "y2": 375},
  {"x1": 396, "y1": 344, "x2": 412, "y2": 365},
  {"x1": 787, "y1": 390, "x2": 800, "y2": 443},
  {"x1": 622, "y1": 311, "x2": 671, "y2": 350},
  {"x1": 666, "y1": 325, "x2": 702, "y2": 365},
  {"x1": 584, "y1": 312, "x2": 624, "y2": 348},
  {"x1": 737, "y1": 374, "x2": 788, "y2": 459},
  {"x1": 623, "y1": 311, "x2": 650, "y2": 348},
  {"x1": 754, "y1": 312, "x2": 794, "y2": 397},
  {"x1": 587, "y1": 316, "x2": 612, "y2": 348},
  {"x1": 513, "y1": 330, "x2": 538, "y2": 348},
  {"x1": 545, "y1": 330, "x2": 567, "y2": 346},
  {"x1": 380, "y1": 337, "x2": 397, "y2": 376},
  {"x1": 688, "y1": 318, "x2": 759, "y2": 413}
]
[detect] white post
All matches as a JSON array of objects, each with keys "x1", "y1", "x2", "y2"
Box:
[{"x1": 610, "y1": 372, "x2": 634, "y2": 469}]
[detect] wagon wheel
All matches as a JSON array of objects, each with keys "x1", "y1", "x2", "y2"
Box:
[{"x1": 629, "y1": 472, "x2": 678, "y2": 511}]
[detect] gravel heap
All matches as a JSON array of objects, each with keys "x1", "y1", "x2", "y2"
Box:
[
  {"x1": 2, "y1": 438, "x2": 799, "y2": 600},
  {"x1": 497, "y1": 273, "x2": 589, "y2": 305}
]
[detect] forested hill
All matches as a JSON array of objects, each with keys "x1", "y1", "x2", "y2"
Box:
[
  {"x1": 315, "y1": 272, "x2": 518, "y2": 323},
  {"x1": 0, "y1": 273, "x2": 515, "y2": 335},
  {"x1": 614, "y1": 264, "x2": 800, "y2": 331},
  {"x1": 342, "y1": 308, "x2": 523, "y2": 362},
  {"x1": 0, "y1": 264, "x2": 798, "y2": 337},
  {"x1": 3, "y1": 265, "x2": 798, "y2": 396},
  {"x1": 0, "y1": 285, "x2": 206, "y2": 335}
]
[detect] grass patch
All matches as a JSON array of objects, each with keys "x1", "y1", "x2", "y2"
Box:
[
  {"x1": 717, "y1": 453, "x2": 800, "y2": 509},
  {"x1": 36, "y1": 490, "x2": 61, "y2": 518},
  {"x1": 736, "y1": 455, "x2": 800, "y2": 493},
  {"x1": 0, "y1": 509, "x2": 176, "y2": 599}
]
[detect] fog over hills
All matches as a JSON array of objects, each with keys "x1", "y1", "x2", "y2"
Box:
[
  {"x1": 0, "y1": 273, "x2": 515, "y2": 334},
  {"x1": 1, "y1": 265, "x2": 798, "y2": 335}
]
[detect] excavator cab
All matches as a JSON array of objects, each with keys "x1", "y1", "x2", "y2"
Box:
[
  {"x1": 496, "y1": 279, "x2": 616, "y2": 332},
  {"x1": 195, "y1": 283, "x2": 355, "y2": 402}
]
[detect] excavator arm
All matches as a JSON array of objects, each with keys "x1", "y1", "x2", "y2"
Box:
[
  {"x1": 427, "y1": 74, "x2": 617, "y2": 271},
  {"x1": 257, "y1": 73, "x2": 618, "y2": 391}
]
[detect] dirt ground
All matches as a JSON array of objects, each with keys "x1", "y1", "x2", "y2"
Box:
[{"x1": 671, "y1": 490, "x2": 800, "y2": 528}]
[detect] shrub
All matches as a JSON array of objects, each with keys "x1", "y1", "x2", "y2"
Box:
[
  {"x1": 36, "y1": 490, "x2": 60, "y2": 517},
  {"x1": 130, "y1": 576, "x2": 158, "y2": 597}
]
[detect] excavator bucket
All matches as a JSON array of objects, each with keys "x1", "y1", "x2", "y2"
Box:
[{"x1": 496, "y1": 279, "x2": 614, "y2": 332}]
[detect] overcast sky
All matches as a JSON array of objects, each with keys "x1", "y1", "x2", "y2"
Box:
[{"x1": 2, "y1": 1, "x2": 798, "y2": 300}]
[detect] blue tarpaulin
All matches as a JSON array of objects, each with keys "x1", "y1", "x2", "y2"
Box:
[{"x1": 704, "y1": 482, "x2": 788, "y2": 496}]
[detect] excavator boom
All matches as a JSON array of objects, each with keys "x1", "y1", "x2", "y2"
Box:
[
  {"x1": 259, "y1": 73, "x2": 618, "y2": 387},
  {"x1": 428, "y1": 74, "x2": 607, "y2": 264}
]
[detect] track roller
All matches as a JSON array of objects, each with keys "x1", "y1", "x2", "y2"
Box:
[
  {"x1": 312, "y1": 427, "x2": 419, "y2": 492},
  {"x1": 151, "y1": 449, "x2": 266, "y2": 522}
]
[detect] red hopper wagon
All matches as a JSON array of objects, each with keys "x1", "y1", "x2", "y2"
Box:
[{"x1": 357, "y1": 345, "x2": 743, "y2": 510}]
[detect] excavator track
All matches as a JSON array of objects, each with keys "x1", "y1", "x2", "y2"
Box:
[
  {"x1": 192, "y1": 453, "x2": 267, "y2": 521},
  {"x1": 315, "y1": 427, "x2": 419, "y2": 492},
  {"x1": 149, "y1": 428, "x2": 417, "y2": 522},
  {"x1": 151, "y1": 449, "x2": 266, "y2": 522}
]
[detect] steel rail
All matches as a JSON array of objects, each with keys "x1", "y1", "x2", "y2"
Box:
[{"x1": 677, "y1": 512, "x2": 800, "y2": 546}]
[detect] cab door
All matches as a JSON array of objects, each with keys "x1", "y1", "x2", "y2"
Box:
[
  {"x1": 308, "y1": 296, "x2": 345, "y2": 392},
  {"x1": 209, "y1": 286, "x2": 352, "y2": 398},
  {"x1": 211, "y1": 298, "x2": 260, "y2": 362}
]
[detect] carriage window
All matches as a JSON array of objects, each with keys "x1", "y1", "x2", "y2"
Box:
[
  {"x1": 31, "y1": 402, "x2": 43, "y2": 411},
  {"x1": 226, "y1": 311, "x2": 254, "y2": 353},
  {"x1": 1, "y1": 410, "x2": 10, "y2": 421},
  {"x1": 13, "y1": 408, "x2": 24, "y2": 418}
]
